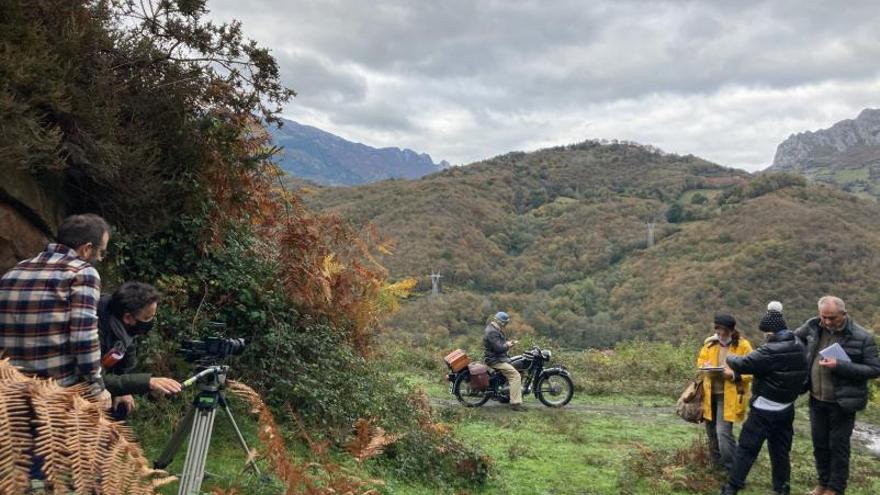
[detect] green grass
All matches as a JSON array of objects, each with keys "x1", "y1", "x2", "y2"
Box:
[
  {"x1": 680, "y1": 188, "x2": 722, "y2": 204},
  {"x1": 128, "y1": 364, "x2": 880, "y2": 495},
  {"x1": 381, "y1": 400, "x2": 880, "y2": 495},
  {"x1": 833, "y1": 167, "x2": 871, "y2": 182}
]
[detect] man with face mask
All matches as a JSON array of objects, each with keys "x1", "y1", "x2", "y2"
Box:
[
  {"x1": 98, "y1": 281, "x2": 181, "y2": 419},
  {"x1": 794, "y1": 296, "x2": 880, "y2": 495}
]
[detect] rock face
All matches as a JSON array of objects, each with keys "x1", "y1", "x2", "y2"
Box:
[
  {"x1": 770, "y1": 108, "x2": 880, "y2": 171},
  {"x1": 768, "y1": 109, "x2": 880, "y2": 198},
  {"x1": 269, "y1": 119, "x2": 449, "y2": 186},
  {"x1": 0, "y1": 169, "x2": 64, "y2": 272},
  {"x1": 0, "y1": 203, "x2": 50, "y2": 272}
]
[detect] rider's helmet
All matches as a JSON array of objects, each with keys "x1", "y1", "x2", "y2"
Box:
[{"x1": 494, "y1": 311, "x2": 510, "y2": 327}]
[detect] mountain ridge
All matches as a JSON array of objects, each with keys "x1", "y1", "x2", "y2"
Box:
[
  {"x1": 270, "y1": 118, "x2": 448, "y2": 186},
  {"x1": 767, "y1": 108, "x2": 880, "y2": 198}
]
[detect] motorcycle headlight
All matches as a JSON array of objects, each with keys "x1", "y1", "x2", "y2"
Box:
[{"x1": 541, "y1": 350, "x2": 551, "y2": 361}]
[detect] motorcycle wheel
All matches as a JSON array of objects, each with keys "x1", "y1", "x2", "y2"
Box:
[
  {"x1": 535, "y1": 373, "x2": 573, "y2": 407},
  {"x1": 452, "y1": 372, "x2": 490, "y2": 407}
]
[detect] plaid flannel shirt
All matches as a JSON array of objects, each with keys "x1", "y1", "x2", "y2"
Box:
[{"x1": 0, "y1": 243, "x2": 104, "y2": 392}]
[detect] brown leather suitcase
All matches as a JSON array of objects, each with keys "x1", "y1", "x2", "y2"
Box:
[
  {"x1": 444, "y1": 349, "x2": 470, "y2": 372},
  {"x1": 468, "y1": 363, "x2": 490, "y2": 390}
]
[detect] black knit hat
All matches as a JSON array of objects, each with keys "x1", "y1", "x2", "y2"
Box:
[
  {"x1": 714, "y1": 313, "x2": 736, "y2": 330},
  {"x1": 759, "y1": 309, "x2": 787, "y2": 333}
]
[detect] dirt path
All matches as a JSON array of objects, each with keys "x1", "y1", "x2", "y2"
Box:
[
  {"x1": 431, "y1": 397, "x2": 675, "y2": 417},
  {"x1": 431, "y1": 398, "x2": 880, "y2": 457}
]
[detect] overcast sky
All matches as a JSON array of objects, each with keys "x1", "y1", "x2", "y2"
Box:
[{"x1": 208, "y1": 0, "x2": 880, "y2": 171}]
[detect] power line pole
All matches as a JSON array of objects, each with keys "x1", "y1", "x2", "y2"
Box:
[
  {"x1": 429, "y1": 270, "x2": 442, "y2": 295},
  {"x1": 646, "y1": 222, "x2": 656, "y2": 248}
]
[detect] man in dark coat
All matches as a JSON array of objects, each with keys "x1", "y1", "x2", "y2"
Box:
[
  {"x1": 794, "y1": 296, "x2": 880, "y2": 495},
  {"x1": 720, "y1": 303, "x2": 808, "y2": 495},
  {"x1": 99, "y1": 281, "x2": 181, "y2": 419},
  {"x1": 482, "y1": 311, "x2": 524, "y2": 411}
]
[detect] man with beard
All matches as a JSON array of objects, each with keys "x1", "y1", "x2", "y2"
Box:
[
  {"x1": 0, "y1": 213, "x2": 111, "y2": 405},
  {"x1": 795, "y1": 296, "x2": 880, "y2": 495},
  {"x1": 0, "y1": 213, "x2": 112, "y2": 484}
]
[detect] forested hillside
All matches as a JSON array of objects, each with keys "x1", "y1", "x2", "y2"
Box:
[{"x1": 303, "y1": 142, "x2": 880, "y2": 348}]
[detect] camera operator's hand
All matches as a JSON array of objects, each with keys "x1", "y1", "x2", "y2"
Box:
[
  {"x1": 149, "y1": 377, "x2": 182, "y2": 396},
  {"x1": 113, "y1": 394, "x2": 136, "y2": 414}
]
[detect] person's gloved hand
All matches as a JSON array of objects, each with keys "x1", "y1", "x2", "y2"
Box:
[{"x1": 149, "y1": 376, "x2": 182, "y2": 395}]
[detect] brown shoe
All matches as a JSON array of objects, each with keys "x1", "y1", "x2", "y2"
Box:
[
  {"x1": 807, "y1": 487, "x2": 827, "y2": 495},
  {"x1": 823, "y1": 490, "x2": 839, "y2": 495}
]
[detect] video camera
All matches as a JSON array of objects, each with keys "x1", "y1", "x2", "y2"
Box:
[{"x1": 180, "y1": 323, "x2": 246, "y2": 364}]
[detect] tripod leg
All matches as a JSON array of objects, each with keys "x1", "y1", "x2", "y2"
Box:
[
  {"x1": 178, "y1": 406, "x2": 218, "y2": 495},
  {"x1": 220, "y1": 397, "x2": 262, "y2": 475},
  {"x1": 154, "y1": 406, "x2": 196, "y2": 469}
]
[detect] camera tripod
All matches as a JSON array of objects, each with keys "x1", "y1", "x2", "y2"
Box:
[{"x1": 154, "y1": 365, "x2": 261, "y2": 495}]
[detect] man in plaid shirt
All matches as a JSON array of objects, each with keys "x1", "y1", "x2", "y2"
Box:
[{"x1": 0, "y1": 213, "x2": 111, "y2": 405}]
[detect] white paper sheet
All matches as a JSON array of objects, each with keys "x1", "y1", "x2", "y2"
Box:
[{"x1": 819, "y1": 343, "x2": 851, "y2": 363}]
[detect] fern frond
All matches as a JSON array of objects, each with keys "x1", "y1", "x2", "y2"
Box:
[
  {"x1": 0, "y1": 359, "x2": 170, "y2": 494},
  {"x1": 0, "y1": 379, "x2": 33, "y2": 494}
]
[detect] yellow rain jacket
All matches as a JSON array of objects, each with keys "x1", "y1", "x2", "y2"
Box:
[{"x1": 697, "y1": 335, "x2": 753, "y2": 423}]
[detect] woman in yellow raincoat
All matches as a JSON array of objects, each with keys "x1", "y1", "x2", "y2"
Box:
[{"x1": 697, "y1": 313, "x2": 753, "y2": 473}]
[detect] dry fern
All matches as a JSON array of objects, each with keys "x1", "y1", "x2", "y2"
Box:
[
  {"x1": 0, "y1": 358, "x2": 174, "y2": 495},
  {"x1": 0, "y1": 379, "x2": 33, "y2": 494},
  {"x1": 346, "y1": 418, "x2": 399, "y2": 463},
  {"x1": 226, "y1": 380, "x2": 383, "y2": 495}
]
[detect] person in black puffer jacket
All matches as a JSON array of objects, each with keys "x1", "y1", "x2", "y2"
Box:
[
  {"x1": 720, "y1": 302, "x2": 808, "y2": 495},
  {"x1": 793, "y1": 296, "x2": 880, "y2": 495}
]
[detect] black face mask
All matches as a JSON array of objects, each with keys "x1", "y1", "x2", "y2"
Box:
[{"x1": 131, "y1": 319, "x2": 154, "y2": 335}]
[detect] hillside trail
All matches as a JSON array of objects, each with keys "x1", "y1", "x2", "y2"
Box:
[{"x1": 430, "y1": 398, "x2": 880, "y2": 457}]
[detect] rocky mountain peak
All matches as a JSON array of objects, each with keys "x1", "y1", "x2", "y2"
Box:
[{"x1": 769, "y1": 108, "x2": 880, "y2": 171}]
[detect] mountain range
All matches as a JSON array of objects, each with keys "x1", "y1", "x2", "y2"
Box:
[
  {"x1": 269, "y1": 118, "x2": 448, "y2": 186},
  {"x1": 768, "y1": 108, "x2": 880, "y2": 199},
  {"x1": 290, "y1": 110, "x2": 880, "y2": 349}
]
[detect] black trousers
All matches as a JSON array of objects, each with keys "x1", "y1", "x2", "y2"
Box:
[
  {"x1": 810, "y1": 397, "x2": 856, "y2": 494},
  {"x1": 727, "y1": 405, "x2": 795, "y2": 493}
]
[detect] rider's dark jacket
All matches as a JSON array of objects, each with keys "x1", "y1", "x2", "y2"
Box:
[{"x1": 483, "y1": 321, "x2": 510, "y2": 365}]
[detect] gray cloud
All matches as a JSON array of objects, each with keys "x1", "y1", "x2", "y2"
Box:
[{"x1": 208, "y1": 0, "x2": 880, "y2": 170}]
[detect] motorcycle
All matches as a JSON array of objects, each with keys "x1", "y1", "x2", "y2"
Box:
[{"x1": 446, "y1": 346, "x2": 574, "y2": 408}]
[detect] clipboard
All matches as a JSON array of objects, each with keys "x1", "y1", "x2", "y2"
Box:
[{"x1": 819, "y1": 343, "x2": 851, "y2": 363}]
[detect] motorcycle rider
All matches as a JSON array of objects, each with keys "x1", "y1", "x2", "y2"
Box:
[{"x1": 483, "y1": 311, "x2": 525, "y2": 411}]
